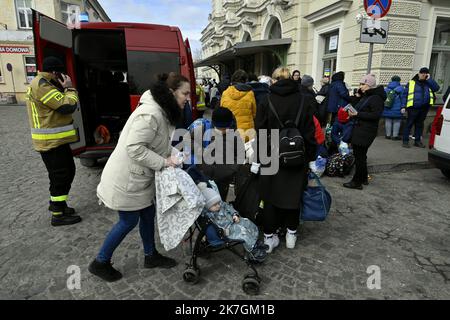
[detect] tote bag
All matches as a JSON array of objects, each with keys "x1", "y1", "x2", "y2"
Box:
[{"x1": 301, "y1": 173, "x2": 332, "y2": 221}]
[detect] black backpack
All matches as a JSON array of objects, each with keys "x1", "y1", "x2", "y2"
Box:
[{"x1": 268, "y1": 96, "x2": 306, "y2": 168}]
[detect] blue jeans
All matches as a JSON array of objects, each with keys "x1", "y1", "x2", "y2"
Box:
[
  {"x1": 385, "y1": 118, "x2": 402, "y2": 137},
  {"x1": 96, "y1": 205, "x2": 156, "y2": 263}
]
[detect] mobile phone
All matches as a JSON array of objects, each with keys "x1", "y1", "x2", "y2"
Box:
[{"x1": 55, "y1": 72, "x2": 65, "y2": 82}]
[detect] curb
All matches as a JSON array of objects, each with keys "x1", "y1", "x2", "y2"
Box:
[{"x1": 367, "y1": 161, "x2": 434, "y2": 174}]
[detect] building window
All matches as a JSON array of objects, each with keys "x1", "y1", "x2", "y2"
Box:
[
  {"x1": 24, "y1": 56, "x2": 37, "y2": 83},
  {"x1": 268, "y1": 19, "x2": 282, "y2": 40},
  {"x1": 16, "y1": 0, "x2": 33, "y2": 29},
  {"x1": 431, "y1": 17, "x2": 450, "y2": 103},
  {"x1": 243, "y1": 32, "x2": 251, "y2": 42},
  {"x1": 61, "y1": 1, "x2": 81, "y2": 25},
  {"x1": 322, "y1": 32, "x2": 339, "y2": 77}
]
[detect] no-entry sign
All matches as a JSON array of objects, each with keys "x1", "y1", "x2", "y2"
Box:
[{"x1": 364, "y1": 0, "x2": 392, "y2": 19}]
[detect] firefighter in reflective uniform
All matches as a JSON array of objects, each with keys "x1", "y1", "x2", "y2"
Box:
[
  {"x1": 196, "y1": 81, "x2": 206, "y2": 117},
  {"x1": 26, "y1": 57, "x2": 82, "y2": 226}
]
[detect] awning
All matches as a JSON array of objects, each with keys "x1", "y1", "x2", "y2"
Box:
[{"x1": 194, "y1": 38, "x2": 292, "y2": 68}]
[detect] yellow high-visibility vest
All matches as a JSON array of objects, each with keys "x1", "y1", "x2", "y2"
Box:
[
  {"x1": 196, "y1": 84, "x2": 206, "y2": 111},
  {"x1": 406, "y1": 80, "x2": 435, "y2": 108}
]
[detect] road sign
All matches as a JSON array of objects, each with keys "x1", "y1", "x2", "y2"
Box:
[
  {"x1": 6, "y1": 63, "x2": 12, "y2": 72},
  {"x1": 364, "y1": 0, "x2": 392, "y2": 19},
  {"x1": 360, "y1": 19, "x2": 389, "y2": 44}
]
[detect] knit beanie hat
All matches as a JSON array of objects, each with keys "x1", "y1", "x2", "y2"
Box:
[
  {"x1": 360, "y1": 74, "x2": 377, "y2": 88},
  {"x1": 42, "y1": 56, "x2": 65, "y2": 73},
  {"x1": 301, "y1": 75, "x2": 314, "y2": 87},
  {"x1": 198, "y1": 182, "x2": 222, "y2": 209},
  {"x1": 391, "y1": 75, "x2": 401, "y2": 82},
  {"x1": 212, "y1": 107, "x2": 234, "y2": 129}
]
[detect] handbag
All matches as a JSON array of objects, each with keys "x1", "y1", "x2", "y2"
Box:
[{"x1": 301, "y1": 173, "x2": 332, "y2": 221}]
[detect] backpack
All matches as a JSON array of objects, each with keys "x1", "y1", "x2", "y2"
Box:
[
  {"x1": 268, "y1": 96, "x2": 306, "y2": 168},
  {"x1": 384, "y1": 89, "x2": 397, "y2": 108}
]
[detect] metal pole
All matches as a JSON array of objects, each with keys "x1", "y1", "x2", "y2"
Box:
[
  {"x1": 10, "y1": 70, "x2": 16, "y2": 96},
  {"x1": 367, "y1": 42, "x2": 374, "y2": 74}
]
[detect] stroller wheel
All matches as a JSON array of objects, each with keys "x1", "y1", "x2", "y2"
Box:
[
  {"x1": 183, "y1": 267, "x2": 200, "y2": 284},
  {"x1": 242, "y1": 276, "x2": 260, "y2": 295}
]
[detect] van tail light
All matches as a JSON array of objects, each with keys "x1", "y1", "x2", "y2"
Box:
[
  {"x1": 435, "y1": 114, "x2": 444, "y2": 136},
  {"x1": 429, "y1": 106, "x2": 443, "y2": 149}
]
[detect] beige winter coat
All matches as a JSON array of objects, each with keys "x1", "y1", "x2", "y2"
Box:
[{"x1": 97, "y1": 90, "x2": 175, "y2": 211}]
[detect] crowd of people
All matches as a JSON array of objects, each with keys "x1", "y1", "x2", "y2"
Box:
[{"x1": 26, "y1": 56, "x2": 440, "y2": 283}]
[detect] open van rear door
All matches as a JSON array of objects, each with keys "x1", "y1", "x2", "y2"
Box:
[
  {"x1": 184, "y1": 38, "x2": 198, "y2": 120},
  {"x1": 32, "y1": 10, "x2": 86, "y2": 155}
]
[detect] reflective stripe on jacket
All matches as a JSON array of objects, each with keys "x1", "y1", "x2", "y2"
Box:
[
  {"x1": 26, "y1": 72, "x2": 79, "y2": 152},
  {"x1": 406, "y1": 80, "x2": 434, "y2": 108}
]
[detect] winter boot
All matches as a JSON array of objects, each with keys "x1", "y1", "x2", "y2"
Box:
[
  {"x1": 88, "y1": 259, "x2": 122, "y2": 282},
  {"x1": 144, "y1": 251, "x2": 177, "y2": 269},
  {"x1": 51, "y1": 213, "x2": 82, "y2": 226},
  {"x1": 49, "y1": 201, "x2": 76, "y2": 215}
]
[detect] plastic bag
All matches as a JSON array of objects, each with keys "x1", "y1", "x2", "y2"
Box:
[
  {"x1": 339, "y1": 141, "x2": 350, "y2": 156},
  {"x1": 309, "y1": 156, "x2": 327, "y2": 177}
]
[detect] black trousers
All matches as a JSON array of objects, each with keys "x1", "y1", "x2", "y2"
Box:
[
  {"x1": 352, "y1": 145, "x2": 369, "y2": 185},
  {"x1": 40, "y1": 144, "x2": 76, "y2": 204},
  {"x1": 263, "y1": 202, "x2": 299, "y2": 234},
  {"x1": 403, "y1": 106, "x2": 430, "y2": 143}
]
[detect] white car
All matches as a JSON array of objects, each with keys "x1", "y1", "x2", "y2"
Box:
[{"x1": 429, "y1": 95, "x2": 450, "y2": 179}]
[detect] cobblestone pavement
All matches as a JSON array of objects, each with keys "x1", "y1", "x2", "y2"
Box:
[{"x1": 1, "y1": 105, "x2": 450, "y2": 300}]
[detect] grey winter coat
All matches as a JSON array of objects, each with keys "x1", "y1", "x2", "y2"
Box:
[{"x1": 97, "y1": 90, "x2": 175, "y2": 211}]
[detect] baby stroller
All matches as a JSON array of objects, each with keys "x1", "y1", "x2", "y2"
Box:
[{"x1": 182, "y1": 165, "x2": 263, "y2": 295}]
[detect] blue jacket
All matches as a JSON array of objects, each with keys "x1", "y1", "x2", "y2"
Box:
[
  {"x1": 401, "y1": 75, "x2": 440, "y2": 109},
  {"x1": 382, "y1": 81, "x2": 404, "y2": 118},
  {"x1": 327, "y1": 72, "x2": 350, "y2": 113}
]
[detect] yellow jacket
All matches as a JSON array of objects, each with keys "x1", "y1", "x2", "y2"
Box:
[
  {"x1": 26, "y1": 72, "x2": 79, "y2": 152},
  {"x1": 220, "y1": 84, "x2": 256, "y2": 141}
]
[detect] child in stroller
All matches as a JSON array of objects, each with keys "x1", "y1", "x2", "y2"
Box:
[{"x1": 182, "y1": 166, "x2": 267, "y2": 295}]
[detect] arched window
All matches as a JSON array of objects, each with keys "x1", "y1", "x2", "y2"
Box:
[
  {"x1": 242, "y1": 32, "x2": 252, "y2": 42},
  {"x1": 268, "y1": 18, "x2": 282, "y2": 40}
]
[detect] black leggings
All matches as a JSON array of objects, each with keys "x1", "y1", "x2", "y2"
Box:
[
  {"x1": 263, "y1": 202, "x2": 299, "y2": 234},
  {"x1": 352, "y1": 145, "x2": 369, "y2": 184}
]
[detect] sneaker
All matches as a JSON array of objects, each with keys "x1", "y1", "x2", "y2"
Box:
[
  {"x1": 385, "y1": 136, "x2": 391, "y2": 140},
  {"x1": 264, "y1": 234, "x2": 280, "y2": 253},
  {"x1": 392, "y1": 136, "x2": 401, "y2": 141},
  {"x1": 286, "y1": 230, "x2": 297, "y2": 249},
  {"x1": 88, "y1": 259, "x2": 123, "y2": 282},
  {"x1": 414, "y1": 141, "x2": 425, "y2": 148},
  {"x1": 51, "y1": 213, "x2": 82, "y2": 226},
  {"x1": 144, "y1": 251, "x2": 177, "y2": 269}
]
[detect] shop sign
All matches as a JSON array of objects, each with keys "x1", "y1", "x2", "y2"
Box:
[{"x1": 0, "y1": 46, "x2": 31, "y2": 54}]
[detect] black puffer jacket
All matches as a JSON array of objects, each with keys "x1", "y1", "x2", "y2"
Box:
[{"x1": 351, "y1": 85, "x2": 386, "y2": 147}]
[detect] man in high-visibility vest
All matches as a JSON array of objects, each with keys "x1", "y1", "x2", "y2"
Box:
[
  {"x1": 196, "y1": 81, "x2": 206, "y2": 117},
  {"x1": 26, "y1": 57, "x2": 82, "y2": 226},
  {"x1": 401, "y1": 67, "x2": 440, "y2": 148}
]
